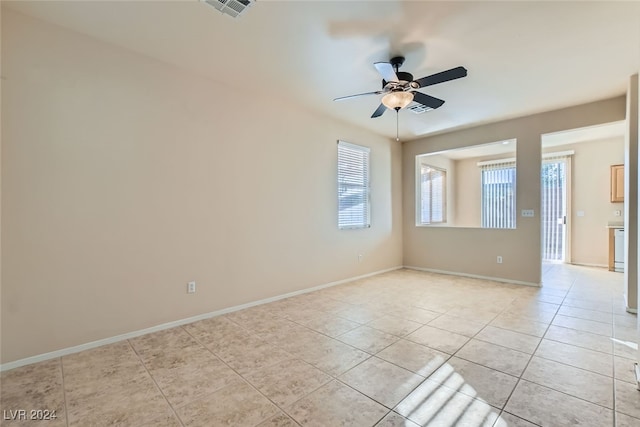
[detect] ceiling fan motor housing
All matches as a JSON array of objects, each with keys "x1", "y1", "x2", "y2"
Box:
[
  {"x1": 389, "y1": 56, "x2": 406, "y2": 68},
  {"x1": 333, "y1": 54, "x2": 467, "y2": 121},
  {"x1": 382, "y1": 71, "x2": 414, "y2": 88}
]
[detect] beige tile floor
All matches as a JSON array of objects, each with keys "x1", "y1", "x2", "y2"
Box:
[{"x1": 1, "y1": 264, "x2": 639, "y2": 426}]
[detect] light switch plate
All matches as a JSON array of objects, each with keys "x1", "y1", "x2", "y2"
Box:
[{"x1": 521, "y1": 209, "x2": 534, "y2": 217}]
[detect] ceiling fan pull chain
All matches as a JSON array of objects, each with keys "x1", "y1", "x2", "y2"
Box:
[{"x1": 396, "y1": 110, "x2": 400, "y2": 142}]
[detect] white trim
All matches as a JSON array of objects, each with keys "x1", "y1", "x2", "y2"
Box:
[
  {"x1": 569, "y1": 262, "x2": 608, "y2": 269},
  {"x1": 543, "y1": 150, "x2": 575, "y2": 159},
  {"x1": 477, "y1": 157, "x2": 516, "y2": 167},
  {"x1": 403, "y1": 265, "x2": 540, "y2": 287},
  {"x1": 337, "y1": 139, "x2": 370, "y2": 153},
  {"x1": 624, "y1": 292, "x2": 638, "y2": 314},
  {"x1": 477, "y1": 150, "x2": 576, "y2": 168},
  {"x1": 0, "y1": 266, "x2": 402, "y2": 372}
]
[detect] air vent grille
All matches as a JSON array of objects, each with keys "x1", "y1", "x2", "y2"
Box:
[
  {"x1": 408, "y1": 103, "x2": 434, "y2": 114},
  {"x1": 202, "y1": 0, "x2": 254, "y2": 18}
]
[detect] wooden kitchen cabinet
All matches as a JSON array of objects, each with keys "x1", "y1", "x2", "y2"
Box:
[{"x1": 611, "y1": 164, "x2": 624, "y2": 202}]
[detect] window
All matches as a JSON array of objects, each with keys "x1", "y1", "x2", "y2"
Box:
[
  {"x1": 338, "y1": 141, "x2": 370, "y2": 229},
  {"x1": 415, "y1": 139, "x2": 516, "y2": 227},
  {"x1": 480, "y1": 161, "x2": 516, "y2": 228},
  {"x1": 419, "y1": 165, "x2": 446, "y2": 224}
]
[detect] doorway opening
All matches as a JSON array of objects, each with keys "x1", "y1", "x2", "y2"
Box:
[{"x1": 541, "y1": 156, "x2": 569, "y2": 261}]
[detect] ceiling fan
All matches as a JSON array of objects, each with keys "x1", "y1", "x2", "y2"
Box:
[{"x1": 334, "y1": 56, "x2": 467, "y2": 118}]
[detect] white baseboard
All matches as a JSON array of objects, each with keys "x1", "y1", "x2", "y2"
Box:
[
  {"x1": 569, "y1": 262, "x2": 608, "y2": 269},
  {"x1": 624, "y1": 293, "x2": 638, "y2": 314},
  {"x1": 0, "y1": 266, "x2": 402, "y2": 372},
  {"x1": 404, "y1": 265, "x2": 541, "y2": 287}
]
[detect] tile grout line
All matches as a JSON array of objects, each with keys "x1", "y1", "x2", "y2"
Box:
[
  {"x1": 611, "y1": 299, "x2": 617, "y2": 427},
  {"x1": 180, "y1": 323, "x2": 305, "y2": 426},
  {"x1": 222, "y1": 295, "x2": 439, "y2": 384},
  {"x1": 445, "y1": 300, "x2": 527, "y2": 425},
  {"x1": 331, "y1": 328, "x2": 453, "y2": 422},
  {"x1": 219, "y1": 284, "x2": 469, "y2": 426},
  {"x1": 25, "y1": 266, "x2": 628, "y2": 427},
  {"x1": 488, "y1": 274, "x2": 577, "y2": 426},
  {"x1": 178, "y1": 326, "x2": 278, "y2": 409},
  {"x1": 376, "y1": 295, "x2": 526, "y2": 426},
  {"x1": 531, "y1": 350, "x2": 612, "y2": 378},
  {"x1": 224, "y1": 301, "x2": 376, "y2": 359},
  {"x1": 542, "y1": 331, "x2": 618, "y2": 357},
  {"x1": 125, "y1": 339, "x2": 186, "y2": 427},
  {"x1": 498, "y1": 271, "x2": 633, "y2": 426},
  {"x1": 485, "y1": 321, "x2": 546, "y2": 339},
  {"x1": 59, "y1": 357, "x2": 70, "y2": 427}
]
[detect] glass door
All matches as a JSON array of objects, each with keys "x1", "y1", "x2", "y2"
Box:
[{"x1": 541, "y1": 158, "x2": 568, "y2": 261}]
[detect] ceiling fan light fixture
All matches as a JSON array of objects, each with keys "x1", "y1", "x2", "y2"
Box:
[{"x1": 382, "y1": 91, "x2": 414, "y2": 110}]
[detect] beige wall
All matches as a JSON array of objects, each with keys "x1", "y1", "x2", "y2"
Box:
[
  {"x1": 453, "y1": 157, "x2": 481, "y2": 228},
  {"x1": 403, "y1": 97, "x2": 626, "y2": 285},
  {"x1": 0, "y1": 11, "x2": 402, "y2": 363},
  {"x1": 543, "y1": 139, "x2": 624, "y2": 266},
  {"x1": 0, "y1": 1, "x2": 3, "y2": 367}
]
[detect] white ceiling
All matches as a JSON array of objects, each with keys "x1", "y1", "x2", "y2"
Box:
[{"x1": 5, "y1": 0, "x2": 640, "y2": 141}]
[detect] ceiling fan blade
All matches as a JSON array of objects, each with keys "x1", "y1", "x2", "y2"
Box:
[
  {"x1": 371, "y1": 103, "x2": 387, "y2": 118},
  {"x1": 412, "y1": 91, "x2": 445, "y2": 109},
  {"x1": 414, "y1": 66, "x2": 467, "y2": 88},
  {"x1": 374, "y1": 62, "x2": 399, "y2": 83},
  {"x1": 333, "y1": 91, "x2": 384, "y2": 101}
]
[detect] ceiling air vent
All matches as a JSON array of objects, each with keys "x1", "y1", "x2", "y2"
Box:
[
  {"x1": 408, "y1": 103, "x2": 434, "y2": 114},
  {"x1": 202, "y1": 0, "x2": 254, "y2": 18}
]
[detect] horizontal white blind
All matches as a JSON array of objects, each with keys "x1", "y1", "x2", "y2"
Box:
[
  {"x1": 420, "y1": 165, "x2": 446, "y2": 224},
  {"x1": 481, "y1": 161, "x2": 516, "y2": 229},
  {"x1": 338, "y1": 141, "x2": 370, "y2": 229}
]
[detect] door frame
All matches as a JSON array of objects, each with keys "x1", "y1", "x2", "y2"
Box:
[{"x1": 541, "y1": 152, "x2": 573, "y2": 263}]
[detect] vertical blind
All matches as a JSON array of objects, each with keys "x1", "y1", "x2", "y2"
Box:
[
  {"x1": 480, "y1": 160, "x2": 516, "y2": 229},
  {"x1": 338, "y1": 141, "x2": 370, "y2": 229},
  {"x1": 420, "y1": 165, "x2": 445, "y2": 224},
  {"x1": 541, "y1": 154, "x2": 569, "y2": 261}
]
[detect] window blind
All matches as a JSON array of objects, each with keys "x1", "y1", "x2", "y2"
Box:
[
  {"x1": 420, "y1": 165, "x2": 446, "y2": 224},
  {"x1": 338, "y1": 141, "x2": 370, "y2": 229},
  {"x1": 541, "y1": 153, "x2": 571, "y2": 261},
  {"x1": 480, "y1": 161, "x2": 516, "y2": 229}
]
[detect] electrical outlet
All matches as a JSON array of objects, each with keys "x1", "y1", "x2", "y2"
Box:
[
  {"x1": 615, "y1": 210, "x2": 622, "y2": 217},
  {"x1": 358, "y1": 254, "x2": 363, "y2": 262},
  {"x1": 497, "y1": 256, "x2": 503, "y2": 264},
  {"x1": 187, "y1": 281, "x2": 196, "y2": 294},
  {"x1": 521, "y1": 209, "x2": 535, "y2": 217}
]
